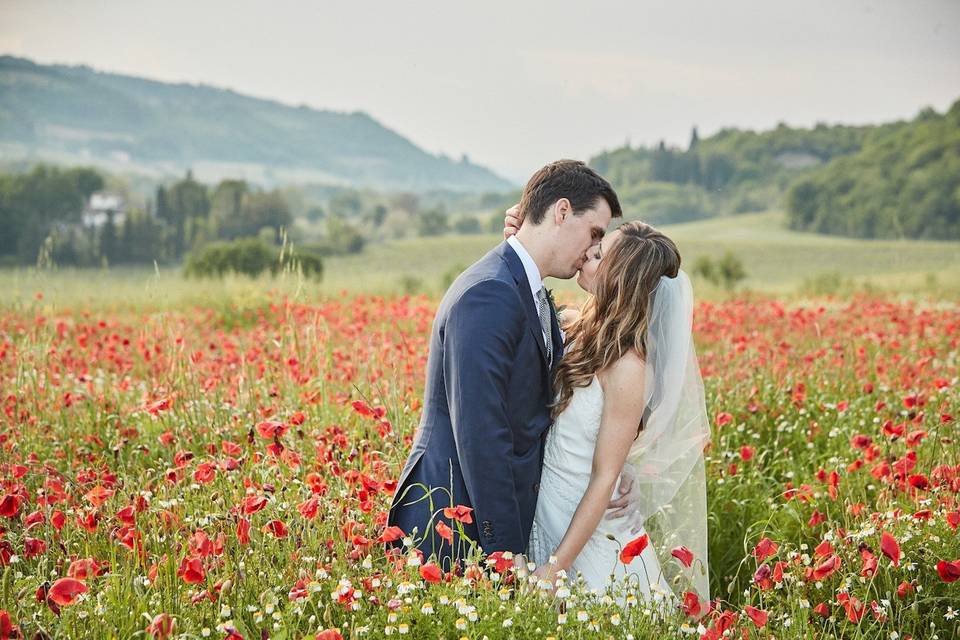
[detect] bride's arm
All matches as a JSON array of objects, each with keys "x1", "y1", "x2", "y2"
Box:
[{"x1": 547, "y1": 353, "x2": 647, "y2": 573}]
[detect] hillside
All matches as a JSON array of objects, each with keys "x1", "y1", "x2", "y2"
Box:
[
  {"x1": 785, "y1": 101, "x2": 960, "y2": 240},
  {"x1": 588, "y1": 101, "x2": 960, "y2": 240},
  {"x1": 0, "y1": 55, "x2": 512, "y2": 192}
]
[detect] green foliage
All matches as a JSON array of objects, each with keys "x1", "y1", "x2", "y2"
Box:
[
  {"x1": 785, "y1": 99, "x2": 960, "y2": 239},
  {"x1": 452, "y1": 215, "x2": 482, "y2": 235},
  {"x1": 589, "y1": 116, "x2": 914, "y2": 226},
  {"x1": 616, "y1": 182, "x2": 713, "y2": 224},
  {"x1": 417, "y1": 208, "x2": 449, "y2": 236},
  {"x1": 183, "y1": 238, "x2": 322, "y2": 280},
  {"x1": 441, "y1": 263, "x2": 467, "y2": 291},
  {"x1": 0, "y1": 164, "x2": 105, "y2": 261},
  {"x1": 303, "y1": 216, "x2": 365, "y2": 256},
  {"x1": 693, "y1": 252, "x2": 747, "y2": 291}
]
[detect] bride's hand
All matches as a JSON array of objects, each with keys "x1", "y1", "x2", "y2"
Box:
[
  {"x1": 605, "y1": 462, "x2": 644, "y2": 533},
  {"x1": 532, "y1": 563, "x2": 559, "y2": 595},
  {"x1": 503, "y1": 203, "x2": 522, "y2": 239}
]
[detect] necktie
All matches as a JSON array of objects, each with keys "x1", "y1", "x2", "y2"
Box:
[{"x1": 535, "y1": 288, "x2": 553, "y2": 366}]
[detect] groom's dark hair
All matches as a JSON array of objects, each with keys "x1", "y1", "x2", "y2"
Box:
[{"x1": 520, "y1": 160, "x2": 622, "y2": 225}]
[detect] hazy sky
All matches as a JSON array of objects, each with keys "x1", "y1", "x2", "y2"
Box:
[{"x1": 2, "y1": 1, "x2": 958, "y2": 182}]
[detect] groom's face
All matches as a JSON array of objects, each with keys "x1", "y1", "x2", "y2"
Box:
[{"x1": 553, "y1": 197, "x2": 612, "y2": 279}]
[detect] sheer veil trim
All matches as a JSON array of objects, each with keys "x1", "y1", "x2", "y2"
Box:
[{"x1": 627, "y1": 269, "x2": 711, "y2": 605}]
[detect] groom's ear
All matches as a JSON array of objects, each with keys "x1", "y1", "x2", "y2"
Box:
[{"x1": 553, "y1": 198, "x2": 572, "y2": 226}]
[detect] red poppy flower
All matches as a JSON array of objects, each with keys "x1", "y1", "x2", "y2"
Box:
[
  {"x1": 435, "y1": 521, "x2": 453, "y2": 543},
  {"x1": 682, "y1": 591, "x2": 702, "y2": 617},
  {"x1": 68, "y1": 558, "x2": 105, "y2": 580},
  {"x1": 262, "y1": 520, "x2": 288, "y2": 538},
  {"x1": 880, "y1": 532, "x2": 900, "y2": 567},
  {"x1": 146, "y1": 613, "x2": 176, "y2": 639},
  {"x1": 936, "y1": 559, "x2": 960, "y2": 583},
  {"x1": 236, "y1": 518, "x2": 251, "y2": 545},
  {"x1": 23, "y1": 538, "x2": 46, "y2": 559},
  {"x1": 486, "y1": 551, "x2": 512, "y2": 574},
  {"x1": 443, "y1": 505, "x2": 474, "y2": 524},
  {"x1": 744, "y1": 605, "x2": 768, "y2": 628},
  {"x1": 715, "y1": 412, "x2": 733, "y2": 427},
  {"x1": 144, "y1": 397, "x2": 173, "y2": 415},
  {"x1": 419, "y1": 562, "x2": 442, "y2": 583},
  {"x1": 84, "y1": 486, "x2": 114, "y2": 507},
  {"x1": 116, "y1": 505, "x2": 136, "y2": 525},
  {"x1": 376, "y1": 526, "x2": 403, "y2": 544},
  {"x1": 297, "y1": 497, "x2": 320, "y2": 520},
  {"x1": 752, "y1": 537, "x2": 778, "y2": 563},
  {"x1": 241, "y1": 495, "x2": 268, "y2": 514},
  {"x1": 315, "y1": 630, "x2": 344, "y2": 640},
  {"x1": 671, "y1": 546, "x2": 694, "y2": 568},
  {"x1": 287, "y1": 578, "x2": 309, "y2": 601},
  {"x1": 176, "y1": 557, "x2": 205, "y2": 584},
  {"x1": 193, "y1": 463, "x2": 216, "y2": 484},
  {"x1": 811, "y1": 554, "x2": 841, "y2": 581},
  {"x1": 619, "y1": 533, "x2": 649, "y2": 564},
  {"x1": 0, "y1": 494, "x2": 20, "y2": 518},
  {"x1": 0, "y1": 609, "x2": 20, "y2": 639},
  {"x1": 47, "y1": 578, "x2": 87, "y2": 606},
  {"x1": 255, "y1": 420, "x2": 288, "y2": 440},
  {"x1": 814, "y1": 540, "x2": 833, "y2": 558}
]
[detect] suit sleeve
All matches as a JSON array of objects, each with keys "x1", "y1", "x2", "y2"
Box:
[{"x1": 443, "y1": 279, "x2": 526, "y2": 553}]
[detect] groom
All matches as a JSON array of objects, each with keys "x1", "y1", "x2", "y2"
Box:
[{"x1": 388, "y1": 160, "x2": 625, "y2": 568}]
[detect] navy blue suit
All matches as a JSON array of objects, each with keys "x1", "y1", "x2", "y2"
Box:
[{"x1": 388, "y1": 241, "x2": 563, "y2": 568}]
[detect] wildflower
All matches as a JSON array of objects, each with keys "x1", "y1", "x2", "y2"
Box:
[
  {"x1": 48, "y1": 578, "x2": 88, "y2": 606},
  {"x1": 620, "y1": 533, "x2": 649, "y2": 564},
  {"x1": 671, "y1": 546, "x2": 694, "y2": 568}
]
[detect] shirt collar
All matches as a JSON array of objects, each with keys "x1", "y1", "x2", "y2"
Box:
[{"x1": 506, "y1": 235, "x2": 543, "y2": 297}]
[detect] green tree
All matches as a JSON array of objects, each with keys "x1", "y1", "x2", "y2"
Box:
[
  {"x1": 417, "y1": 208, "x2": 449, "y2": 236},
  {"x1": 453, "y1": 215, "x2": 482, "y2": 234}
]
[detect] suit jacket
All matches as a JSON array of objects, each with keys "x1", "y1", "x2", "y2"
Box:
[{"x1": 388, "y1": 240, "x2": 564, "y2": 567}]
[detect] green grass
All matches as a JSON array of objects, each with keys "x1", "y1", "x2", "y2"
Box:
[{"x1": 1, "y1": 211, "x2": 957, "y2": 312}]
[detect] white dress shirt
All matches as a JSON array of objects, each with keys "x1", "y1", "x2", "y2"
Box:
[{"x1": 507, "y1": 235, "x2": 551, "y2": 348}]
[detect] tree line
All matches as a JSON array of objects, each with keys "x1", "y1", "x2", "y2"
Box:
[
  {"x1": 785, "y1": 100, "x2": 960, "y2": 240},
  {"x1": 0, "y1": 167, "x2": 304, "y2": 267},
  {"x1": 590, "y1": 99, "x2": 959, "y2": 240}
]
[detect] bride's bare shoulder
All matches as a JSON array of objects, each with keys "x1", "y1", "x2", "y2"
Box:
[{"x1": 597, "y1": 349, "x2": 646, "y2": 391}]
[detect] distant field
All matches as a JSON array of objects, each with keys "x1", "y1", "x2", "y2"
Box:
[
  {"x1": 1, "y1": 211, "x2": 958, "y2": 312},
  {"x1": 319, "y1": 211, "x2": 960, "y2": 296}
]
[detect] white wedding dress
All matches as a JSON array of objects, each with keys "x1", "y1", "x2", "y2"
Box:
[{"x1": 528, "y1": 374, "x2": 674, "y2": 603}]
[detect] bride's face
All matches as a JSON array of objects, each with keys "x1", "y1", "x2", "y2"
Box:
[{"x1": 576, "y1": 230, "x2": 621, "y2": 294}]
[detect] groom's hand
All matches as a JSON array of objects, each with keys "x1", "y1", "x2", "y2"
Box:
[
  {"x1": 605, "y1": 462, "x2": 644, "y2": 533},
  {"x1": 502, "y1": 204, "x2": 522, "y2": 239}
]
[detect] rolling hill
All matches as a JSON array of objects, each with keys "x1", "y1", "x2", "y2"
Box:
[{"x1": 0, "y1": 55, "x2": 512, "y2": 192}]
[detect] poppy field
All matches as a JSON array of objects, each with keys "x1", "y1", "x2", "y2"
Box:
[{"x1": 0, "y1": 291, "x2": 957, "y2": 639}]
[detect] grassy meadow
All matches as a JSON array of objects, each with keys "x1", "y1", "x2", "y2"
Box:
[{"x1": 1, "y1": 211, "x2": 958, "y2": 314}]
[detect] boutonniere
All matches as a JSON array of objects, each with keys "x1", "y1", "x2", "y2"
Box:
[{"x1": 544, "y1": 287, "x2": 565, "y2": 315}]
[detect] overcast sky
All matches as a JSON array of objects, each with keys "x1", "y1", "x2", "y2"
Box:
[{"x1": 2, "y1": 0, "x2": 958, "y2": 182}]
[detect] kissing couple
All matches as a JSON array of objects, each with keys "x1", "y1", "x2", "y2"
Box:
[{"x1": 389, "y1": 160, "x2": 711, "y2": 608}]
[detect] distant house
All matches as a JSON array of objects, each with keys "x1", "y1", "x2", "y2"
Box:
[{"x1": 82, "y1": 191, "x2": 126, "y2": 228}]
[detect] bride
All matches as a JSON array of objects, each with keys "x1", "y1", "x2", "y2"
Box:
[{"x1": 505, "y1": 216, "x2": 711, "y2": 610}]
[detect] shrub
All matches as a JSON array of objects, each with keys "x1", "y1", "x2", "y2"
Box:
[{"x1": 184, "y1": 239, "x2": 322, "y2": 280}]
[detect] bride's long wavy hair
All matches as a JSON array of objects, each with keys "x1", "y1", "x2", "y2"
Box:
[{"x1": 551, "y1": 221, "x2": 681, "y2": 419}]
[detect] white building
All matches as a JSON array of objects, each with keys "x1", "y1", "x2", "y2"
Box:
[{"x1": 82, "y1": 192, "x2": 127, "y2": 228}]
